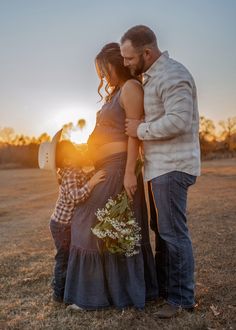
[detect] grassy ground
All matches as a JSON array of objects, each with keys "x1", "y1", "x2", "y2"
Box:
[{"x1": 0, "y1": 158, "x2": 236, "y2": 330}]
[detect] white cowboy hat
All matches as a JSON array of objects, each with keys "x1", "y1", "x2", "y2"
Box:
[{"x1": 38, "y1": 129, "x2": 62, "y2": 174}]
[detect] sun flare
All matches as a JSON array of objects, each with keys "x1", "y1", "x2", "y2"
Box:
[
  {"x1": 45, "y1": 106, "x2": 96, "y2": 144},
  {"x1": 69, "y1": 129, "x2": 88, "y2": 144}
]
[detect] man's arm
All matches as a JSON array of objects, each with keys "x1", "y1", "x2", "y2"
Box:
[{"x1": 138, "y1": 78, "x2": 194, "y2": 141}]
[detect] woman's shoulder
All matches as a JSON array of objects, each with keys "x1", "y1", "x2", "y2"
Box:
[
  {"x1": 122, "y1": 78, "x2": 142, "y2": 90},
  {"x1": 119, "y1": 79, "x2": 144, "y2": 110},
  {"x1": 120, "y1": 79, "x2": 143, "y2": 97}
]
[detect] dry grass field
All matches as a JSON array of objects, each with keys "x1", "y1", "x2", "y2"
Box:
[{"x1": 0, "y1": 158, "x2": 236, "y2": 330}]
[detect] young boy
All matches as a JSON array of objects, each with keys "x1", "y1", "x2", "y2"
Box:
[{"x1": 38, "y1": 131, "x2": 105, "y2": 302}]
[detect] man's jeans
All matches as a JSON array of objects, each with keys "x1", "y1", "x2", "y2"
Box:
[
  {"x1": 50, "y1": 220, "x2": 71, "y2": 299},
  {"x1": 150, "y1": 171, "x2": 196, "y2": 308}
]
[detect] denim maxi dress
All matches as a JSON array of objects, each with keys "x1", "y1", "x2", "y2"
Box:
[{"x1": 64, "y1": 89, "x2": 158, "y2": 309}]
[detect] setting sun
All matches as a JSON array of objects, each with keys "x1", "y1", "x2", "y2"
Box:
[
  {"x1": 42, "y1": 105, "x2": 96, "y2": 144},
  {"x1": 69, "y1": 128, "x2": 88, "y2": 144}
]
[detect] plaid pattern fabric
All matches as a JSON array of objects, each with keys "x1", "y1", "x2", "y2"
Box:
[
  {"x1": 137, "y1": 51, "x2": 201, "y2": 181},
  {"x1": 50, "y1": 167, "x2": 94, "y2": 225}
]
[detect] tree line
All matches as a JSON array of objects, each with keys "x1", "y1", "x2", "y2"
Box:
[
  {"x1": 200, "y1": 116, "x2": 236, "y2": 158},
  {"x1": 0, "y1": 116, "x2": 235, "y2": 169},
  {"x1": 0, "y1": 119, "x2": 86, "y2": 169}
]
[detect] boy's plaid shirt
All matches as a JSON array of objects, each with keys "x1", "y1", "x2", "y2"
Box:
[{"x1": 50, "y1": 167, "x2": 94, "y2": 225}]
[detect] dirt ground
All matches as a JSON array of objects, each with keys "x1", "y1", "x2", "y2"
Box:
[{"x1": 0, "y1": 158, "x2": 236, "y2": 330}]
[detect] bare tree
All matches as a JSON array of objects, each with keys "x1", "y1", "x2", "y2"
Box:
[
  {"x1": 17, "y1": 135, "x2": 28, "y2": 146},
  {"x1": 199, "y1": 116, "x2": 217, "y2": 157},
  {"x1": 62, "y1": 122, "x2": 73, "y2": 131},
  {"x1": 0, "y1": 127, "x2": 15, "y2": 143},
  {"x1": 77, "y1": 118, "x2": 86, "y2": 130},
  {"x1": 37, "y1": 132, "x2": 51, "y2": 143},
  {"x1": 219, "y1": 117, "x2": 236, "y2": 151},
  {"x1": 200, "y1": 116, "x2": 216, "y2": 142},
  {"x1": 12, "y1": 134, "x2": 31, "y2": 146}
]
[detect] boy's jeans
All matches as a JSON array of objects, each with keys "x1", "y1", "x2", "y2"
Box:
[
  {"x1": 50, "y1": 220, "x2": 71, "y2": 299},
  {"x1": 150, "y1": 171, "x2": 196, "y2": 308}
]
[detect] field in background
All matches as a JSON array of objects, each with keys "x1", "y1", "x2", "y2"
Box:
[{"x1": 0, "y1": 159, "x2": 236, "y2": 330}]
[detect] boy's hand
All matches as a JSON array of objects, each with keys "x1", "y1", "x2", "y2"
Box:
[{"x1": 88, "y1": 170, "x2": 106, "y2": 190}]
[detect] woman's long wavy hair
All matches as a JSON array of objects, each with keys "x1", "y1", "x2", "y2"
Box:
[{"x1": 95, "y1": 42, "x2": 137, "y2": 102}]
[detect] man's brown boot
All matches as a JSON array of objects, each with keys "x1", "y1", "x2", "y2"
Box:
[
  {"x1": 156, "y1": 297, "x2": 166, "y2": 307},
  {"x1": 155, "y1": 303, "x2": 182, "y2": 318}
]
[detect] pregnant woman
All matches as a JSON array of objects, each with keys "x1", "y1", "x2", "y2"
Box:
[{"x1": 64, "y1": 42, "x2": 158, "y2": 310}]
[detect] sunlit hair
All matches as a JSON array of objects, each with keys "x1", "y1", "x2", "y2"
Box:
[
  {"x1": 95, "y1": 42, "x2": 137, "y2": 102},
  {"x1": 120, "y1": 25, "x2": 157, "y2": 50},
  {"x1": 55, "y1": 140, "x2": 78, "y2": 169}
]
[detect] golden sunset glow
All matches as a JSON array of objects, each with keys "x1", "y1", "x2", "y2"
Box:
[
  {"x1": 42, "y1": 105, "x2": 95, "y2": 144},
  {"x1": 69, "y1": 129, "x2": 88, "y2": 144}
]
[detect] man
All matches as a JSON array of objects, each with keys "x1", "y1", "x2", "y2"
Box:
[{"x1": 120, "y1": 25, "x2": 200, "y2": 318}]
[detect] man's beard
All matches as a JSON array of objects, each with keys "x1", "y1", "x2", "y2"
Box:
[{"x1": 131, "y1": 55, "x2": 145, "y2": 76}]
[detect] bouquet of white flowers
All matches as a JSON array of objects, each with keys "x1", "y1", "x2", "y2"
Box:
[{"x1": 91, "y1": 159, "x2": 143, "y2": 257}]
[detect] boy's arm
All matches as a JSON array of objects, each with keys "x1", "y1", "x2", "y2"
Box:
[
  {"x1": 85, "y1": 169, "x2": 96, "y2": 181},
  {"x1": 64, "y1": 171, "x2": 91, "y2": 204}
]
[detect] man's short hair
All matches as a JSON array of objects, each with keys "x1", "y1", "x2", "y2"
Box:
[{"x1": 121, "y1": 25, "x2": 157, "y2": 49}]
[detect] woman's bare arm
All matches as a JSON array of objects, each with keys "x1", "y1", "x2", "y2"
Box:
[{"x1": 120, "y1": 80, "x2": 144, "y2": 199}]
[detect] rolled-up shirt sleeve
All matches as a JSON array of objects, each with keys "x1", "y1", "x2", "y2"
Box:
[{"x1": 137, "y1": 78, "x2": 194, "y2": 141}]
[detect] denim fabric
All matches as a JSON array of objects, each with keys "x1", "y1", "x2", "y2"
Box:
[
  {"x1": 50, "y1": 220, "x2": 71, "y2": 298},
  {"x1": 150, "y1": 171, "x2": 196, "y2": 308}
]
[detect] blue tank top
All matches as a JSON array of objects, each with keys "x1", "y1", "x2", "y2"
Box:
[{"x1": 87, "y1": 89, "x2": 128, "y2": 149}]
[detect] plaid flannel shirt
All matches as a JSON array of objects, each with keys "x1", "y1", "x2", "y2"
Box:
[{"x1": 50, "y1": 167, "x2": 94, "y2": 225}]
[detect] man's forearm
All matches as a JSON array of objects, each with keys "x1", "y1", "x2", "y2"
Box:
[
  {"x1": 138, "y1": 77, "x2": 194, "y2": 141},
  {"x1": 137, "y1": 111, "x2": 193, "y2": 141}
]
